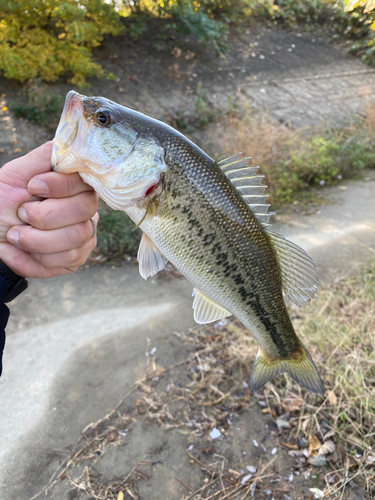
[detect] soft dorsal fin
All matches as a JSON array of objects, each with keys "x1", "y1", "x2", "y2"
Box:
[
  {"x1": 192, "y1": 288, "x2": 232, "y2": 324},
  {"x1": 267, "y1": 231, "x2": 319, "y2": 307},
  {"x1": 216, "y1": 153, "x2": 271, "y2": 227},
  {"x1": 137, "y1": 233, "x2": 168, "y2": 280}
]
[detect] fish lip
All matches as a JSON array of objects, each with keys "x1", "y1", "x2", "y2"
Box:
[
  {"x1": 52, "y1": 91, "x2": 84, "y2": 171},
  {"x1": 63, "y1": 90, "x2": 84, "y2": 117}
]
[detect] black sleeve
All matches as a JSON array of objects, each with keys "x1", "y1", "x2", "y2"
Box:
[{"x1": 0, "y1": 276, "x2": 10, "y2": 378}]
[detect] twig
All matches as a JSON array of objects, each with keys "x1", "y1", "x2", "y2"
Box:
[
  {"x1": 187, "y1": 450, "x2": 214, "y2": 475},
  {"x1": 175, "y1": 477, "x2": 193, "y2": 493}
]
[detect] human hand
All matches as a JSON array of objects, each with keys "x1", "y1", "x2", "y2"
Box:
[{"x1": 0, "y1": 141, "x2": 99, "y2": 278}]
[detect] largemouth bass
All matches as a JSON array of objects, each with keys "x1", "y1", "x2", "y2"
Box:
[{"x1": 52, "y1": 91, "x2": 324, "y2": 395}]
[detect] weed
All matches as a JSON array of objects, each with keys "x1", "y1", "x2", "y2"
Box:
[
  {"x1": 207, "y1": 103, "x2": 375, "y2": 206},
  {"x1": 128, "y1": 18, "x2": 149, "y2": 40},
  {"x1": 194, "y1": 82, "x2": 218, "y2": 128},
  {"x1": 96, "y1": 202, "x2": 142, "y2": 260},
  {"x1": 163, "y1": 0, "x2": 228, "y2": 55},
  {"x1": 11, "y1": 82, "x2": 64, "y2": 128}
]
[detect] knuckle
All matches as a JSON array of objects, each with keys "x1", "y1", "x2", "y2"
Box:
[
  {"x1": 70, "y1": 221, "x2": 91, "y2": 245},
  {"x1": 67, "y1": 266, "x2": 80, "y2": 273},
  {"x1": 31, "y1": 252, "x2": 44, "y2": 265},
  {"x1": 66, "y1": 173, "x2": 78, "y2": 196},
  {"x1": 68, "y1": 248, "x2": 81, "y2": 265}
]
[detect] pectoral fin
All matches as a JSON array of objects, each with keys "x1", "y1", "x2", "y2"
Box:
[
  {"x1": 137, "y1": 233, "x2": 168, "y2": 280},
  {"x1": 192, "y1": 289, "x2": 232, "y2": 324}
]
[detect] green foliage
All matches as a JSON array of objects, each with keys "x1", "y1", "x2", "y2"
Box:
[
  {"x1": 96, "y1": 203, "x2": 142, "y2": 259},
  {"x1": 267, "y1": 0, "x2": 334, "y2": 27},
  {"x1": 162, "y1": 0, "x2": 228, "y2": 54},
  {"x1": 245, "y1": 1, "x2": 375, "y2": 66},
  {"x1": 0, "y1": 0, "x2": 123, "y2": 85},
  {"x1": 194, "y1": 82, "x2": 219, "y2": 128},
  {"x1": 336, "y1": 1, "x2": 375, "y2": 65},
  {"x1": 270, "y1": 130, "x2": 375, "y2": 205},
  {"x1": 11, "y1": 82, "x2": 64, "y2": 127},
  {"x1": 128, "y1": 18, "x2": 148, "y2": 39}
]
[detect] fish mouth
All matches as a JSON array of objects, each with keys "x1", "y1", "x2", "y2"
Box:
[{"x1": 52, "y1": 91, "x2": 87, "y2": 172}]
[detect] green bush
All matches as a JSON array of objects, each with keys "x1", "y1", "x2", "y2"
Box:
[
  {"x1": 12, "y1": 82, "x2": 64, "y2": 127},
  {"x1": 97, "y1": 203, "x2": 142, "y2": 259},
  {"x1": 0, "y1": 0, "x2": 123, "y2": 85},
  {"x1": 162, "y1": 0, "x2": 228, "y2": 54},
  {"x1": 270, "y1": 130, "x2": 375, "y2": 205},
  {"x1": 245, "y1": 1, "x2": 375, "y2": 66}
]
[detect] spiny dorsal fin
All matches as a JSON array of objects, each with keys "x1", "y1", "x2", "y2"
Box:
[
  {"x1": 267, "y1": 230, "x2": 319, "y2": 307},
  {"x1": 137, "y1": 233, "x2": 168, "y2": 280},
  {"x1": 192, "y1": 288, "x2": 232, "y2": 324},
  {"x1": 216, "y1": 153, "x2": 271, "y2": 227}
]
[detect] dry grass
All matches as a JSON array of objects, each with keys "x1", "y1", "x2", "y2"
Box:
[
  {"x1": 205, "y1": 98, "x2": 375, "y2": 207},
  {"x1": 260, "y1": 268, "x2": 375, "y2": 498},
  {"x1": 29, "y1": 264, "x2": 375, "y2": 500}
]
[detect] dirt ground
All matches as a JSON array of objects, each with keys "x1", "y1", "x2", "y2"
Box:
[{"x1": 0, "y1": 22, "x2": 374, "y2": 500}]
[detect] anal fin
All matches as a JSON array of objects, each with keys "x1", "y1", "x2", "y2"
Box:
[
  {"x1": 137, "y1": 233, "x2": 168, "y2": 280},
  {"x1": 192, "y1": 289, "x2": 232, "y2": 324}
]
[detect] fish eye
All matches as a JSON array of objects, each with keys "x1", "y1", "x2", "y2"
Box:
[{"x1": 96, "y1": 109, "x2": 112, "y2": 126}]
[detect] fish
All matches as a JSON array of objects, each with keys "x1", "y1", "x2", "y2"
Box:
[{"x1": 52, "y1": 90, "x2": 324, "y2": 395}]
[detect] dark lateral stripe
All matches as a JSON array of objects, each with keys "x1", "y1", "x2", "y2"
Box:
[{"x1": 253, "y1": 293, "x2": 289, "y2": 358}]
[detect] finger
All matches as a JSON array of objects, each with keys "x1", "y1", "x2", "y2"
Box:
[
  {"x1": 2, "y1": 142, "x2": 53, "y2": 185},
  {"x1": 0, "y1": 242, "x2": 78, "y2": 279},
  {"x1": 28, "y1": 171, "x2": 95, "y2": 199},
  {"x1": 30, "y1": 235, "x2": 97, "y2": 269},
  {"x1": 7, "y1": 212, "x2": 99, "y2": 254},
  {"x1": 18, "y1": 191, "x2": 98, "y2": 230}
]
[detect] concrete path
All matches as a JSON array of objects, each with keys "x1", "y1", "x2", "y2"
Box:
[{"x1": 1, "y1": 175, "x2": 374, "y2": 499}]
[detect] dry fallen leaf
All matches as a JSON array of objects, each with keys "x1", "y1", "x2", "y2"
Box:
[
  {"x1": 318, "y1": 440, "x2": 335, "y2": 456},
  {"x1": 117, "y1": 492, "x2": 124, "y2": 500},
  {"x1": 309, "y1": 434, "x2": 321, "y2": 456},
  {"x1": 323, "y1": 430, "x2": 335, "y2": 440},
  {"x1": 281, "y1": 441, "x2": 299, "y2": 450},
  {"x1": 327, "y1": 390, "x2": 337, "y2": 405},
  {"x1": 171, "y1": 47, "x2": 182, "y2": 58},
  {"x1": 282, "y1": 393, "x2": 303, "y2": 412},
  {"x1": 185, "y1": 50, "x2": 195, "y2": 60}
]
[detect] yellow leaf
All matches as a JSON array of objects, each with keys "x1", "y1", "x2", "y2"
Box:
[
  {"x1": 309, "y1": 434, "x2": 321, "y2": 456},
  {"x1": 117, "y1": 492, "x2": 124, "y2": 500}
]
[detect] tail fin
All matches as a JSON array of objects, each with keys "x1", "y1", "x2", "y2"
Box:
[{"x1": 250, "y1": 344, "x2": 325, "y2": 395}]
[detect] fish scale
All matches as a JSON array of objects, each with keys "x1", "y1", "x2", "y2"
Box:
[{"x1": 52, "y1": 91, "x2": 324, "y2": 395}]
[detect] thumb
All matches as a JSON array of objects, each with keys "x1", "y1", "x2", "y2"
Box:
[{"x1": 2, "y1": 142, "x2": 54, "y2": 185}]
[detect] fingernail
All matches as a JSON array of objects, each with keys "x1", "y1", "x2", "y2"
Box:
[
  {"x1": 18, "y1": 207, "x2": 28, "y2": 223},
  {"x1": 7, "y1": 230, "x2": 19, "y2": 246},
  {"x1": 28, "y1": 178, "x2": 49, "y2": 195}
]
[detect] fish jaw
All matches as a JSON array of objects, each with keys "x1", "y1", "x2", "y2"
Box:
[{"x1": 52, "y1": 91, "x2": 89, "y2": 174}]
